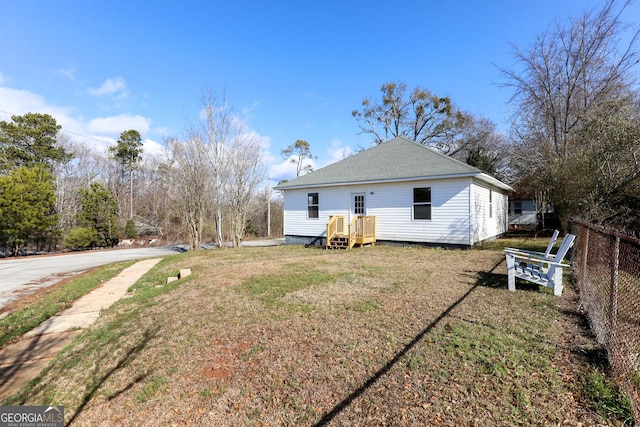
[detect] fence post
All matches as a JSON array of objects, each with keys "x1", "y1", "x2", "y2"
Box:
[
  {"x1": 580, "y1": 226, "x2": 589, "y2": 293},
  {"x1": 609, "y1": 236, "x2": 620, "y2": 349}
]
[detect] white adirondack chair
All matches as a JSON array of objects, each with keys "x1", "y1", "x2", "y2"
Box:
[{"x1": 504, "y1": 233, "x2": 576, "y2": 296}]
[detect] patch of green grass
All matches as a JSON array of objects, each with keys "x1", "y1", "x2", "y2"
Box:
[
  {"x1": 0, "y1": 260, "x2": 136, "y2": 348},
  {"x1": 136, "y1": 375, "x2": 167, "y2": 403},
  {"x1": 347, "y1": 300, "x2": 380, "y2": 312},
  {"x1": 240, "y1": 345, "x2": 262, "y2": 362},
  {"x1": 126, "y1": 254, "x2": 188, "y2": 295},
  {"x1": 582, "y1": 367, "x2": 633, "y2": 425},
  {"x1": 238, "y1": 266, "x2": 336, "y2": 307},
  {"x1": 481, "y1": 235, "x2": 558, "y2": 253},
  {"x1": 425, "y1": 319, "x2": 559, "y2": 423},
  {"x1": 404, "y1": 353, "x2": 424, "y2": 370}
]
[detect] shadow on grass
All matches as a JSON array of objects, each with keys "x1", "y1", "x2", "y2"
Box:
[
  {"x1": 467, "y1": 269, "x2": 542, "y2": 293},
  {"x1": 65, "y1": 326, "x2": 159, "y2": 425},
  {"x1": 313, "y1": 258, "x2": 505, "y2": 426},
  {"x1": 557, "y1": 304, "x2": 610, "y2": 369}
]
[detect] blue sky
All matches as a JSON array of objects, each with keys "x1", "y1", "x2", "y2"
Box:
[{"x1": 1, "y1": 1, "x2": 638, "y2": 182}]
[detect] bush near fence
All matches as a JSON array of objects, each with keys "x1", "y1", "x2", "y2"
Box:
[{"x1": 572, "y1": 219, "x2": 640, "y2": 421}]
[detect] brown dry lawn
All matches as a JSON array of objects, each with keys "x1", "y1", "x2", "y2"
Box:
[{"x1": 4, "y1": 242, "x2": 626, "y2": 426}]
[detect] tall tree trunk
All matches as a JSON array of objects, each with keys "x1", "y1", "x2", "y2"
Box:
[{"x1": 129, "y1": 168, "x2": 134, "y2": 219}]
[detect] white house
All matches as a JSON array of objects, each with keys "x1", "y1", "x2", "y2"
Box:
[
  {"x1": 275, "y1": 136, "x2": 513, "y2": 247},
  {"x1": 508, "y1": 199, "x2": 538, "y2": 230}
]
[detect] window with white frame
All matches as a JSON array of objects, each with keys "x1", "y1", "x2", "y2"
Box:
[
  {"x1": 413, "y1": 187, "x2": 431, "y2": 220},
  {"x1": 307, "y1": 192, "x2": 319, "y2": 219}
]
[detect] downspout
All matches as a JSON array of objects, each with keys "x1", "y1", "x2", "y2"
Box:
[{"x1": 468, "y1": 180, "x2": 473, "y2": 245}]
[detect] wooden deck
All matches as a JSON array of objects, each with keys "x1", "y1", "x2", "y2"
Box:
[{"x1": 326, "y1": 215, "x2": 376, "y2": 249}]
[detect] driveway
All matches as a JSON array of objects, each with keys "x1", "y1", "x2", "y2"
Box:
[{"x1": 0, "y1": 247, "x2": 180, "y2": 309}]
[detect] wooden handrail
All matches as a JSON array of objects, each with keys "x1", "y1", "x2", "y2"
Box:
[
  {"x1": 361, "y1": 216, "x2": 376, "y2": 240},
  {"x1": 326, "y1": 215, "x2": 344, "y2": 248},
  {"x1": 326, "y1": 215, "x2": 376, "y2": 249},
  {"x1": 348, "y1": 216, "x2": 358, "y2": 249}
]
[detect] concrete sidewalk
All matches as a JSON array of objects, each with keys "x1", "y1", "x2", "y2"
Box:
[{"x1": 0, "y1": 257, "x2": 162, "y2": 401}]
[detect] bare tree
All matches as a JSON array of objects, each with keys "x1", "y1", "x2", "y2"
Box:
[
  {"x1": 200, "y1": 90, "x2": 234, "y2": 247},
  {"x1": 447, "y1": 115, "x2": 512, "y2": 181},
  {"x1": 352, "y1": 81, "x2": 508, "y2": 168},
  {"x1": 54, "y1": 137, "x2": 107, "y2": 233},
  {"x1": 166, "y1": 89, "x2": 267, "y2": 249},
  {"x1": 166, "y1": 135, "x2": 212, "y2": 250},
  {"x1": 135, "y1": 154, "x2": 172, "y2": 237},
  {"x1": 198, "y1": 89, "x2": 268, "y2": 247},
  {"x1": 575, "y1": 97, "x2": 640, "y2": 226},
  {"x1": 500, "y1": 0, "x2": 640, "y2": 224},
  {"x1": 227, "y1": 132, "x2": 266, "y2": 247},
  {"x1": 352, "y1": 82, "x2": 466, "y2": 151}
]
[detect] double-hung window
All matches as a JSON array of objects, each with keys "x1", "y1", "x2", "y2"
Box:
[
  {"x1": 413, "y1": 187, "x2": 431, "y2": 220},
  {"x1": 307, "y1": 192, "x2": 319, "y2": 219}
]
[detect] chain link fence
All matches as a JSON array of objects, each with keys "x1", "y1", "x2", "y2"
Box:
[{"x1": 571, "y1": 219, "x2": 640, "y2": 420}]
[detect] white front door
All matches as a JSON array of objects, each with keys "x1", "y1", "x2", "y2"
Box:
[{"x1": 351, "y1": 193, "x2": 366, "y2": 221}]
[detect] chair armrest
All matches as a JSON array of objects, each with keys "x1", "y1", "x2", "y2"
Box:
[
  {"x1": 503, "y1": 247, "x2": 548, "y2": 258},
  {"x1": 504, "y1": 249, "x2": 570, "y2": 268}
]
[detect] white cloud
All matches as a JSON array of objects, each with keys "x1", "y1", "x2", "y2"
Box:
[
  {"x1": 87, "y1": 114, "x2": 151, "y2": 135},
  {"x1": 266, "y1": 139, "x2": 351, "y2": 181},
  {"x1": 55, "y1": 67, "x2": 76, "y2": 80},
  {"x1": 88, "y1": 77, "x2": 128, "y2": 97},
  {"x1": 324, "y1": 139, "x2": 353, "y2": 166},
  {"x1": 269, "y1": 159, "x2": 298, "y2": 182},
  {"x1": 0, "y1": 86, "x2": 77, "y2": 127},
  {"x1": 269, "y1": 155, "x2": 317, "y2": 183},
  {"x1": 142, "y1": 138, "x2": 166, "y2": 158},
  {"x1": 77, "y1": 135, "x2": 115, "y2": 155},
  {"x1": 242, "y1": 100, "x2": 261, "y2": 117},
  {"x1": 0, "y1": 85, "x2": 154, "y2": 157}
]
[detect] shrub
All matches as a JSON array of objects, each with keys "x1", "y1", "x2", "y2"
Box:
[
  {"x1": 63, "y1": 227, "x2": 98, "y2": 250},
  {"x1": 125, "y1": 219, "x2": 137, "y2": 238}
]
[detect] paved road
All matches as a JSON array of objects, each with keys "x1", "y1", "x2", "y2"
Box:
[{"x1": 0, "y1": 247, "x2": 180, "y2": 309}]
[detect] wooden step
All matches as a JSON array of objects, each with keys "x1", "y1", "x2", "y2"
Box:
[{"x1": 329, "y1": 236, "x2": 349, "y2": 249}]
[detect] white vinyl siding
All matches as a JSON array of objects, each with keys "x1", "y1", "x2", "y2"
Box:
[
  {"x1": 368, "y1": 180, "x2": 471, "y2": 245},
  {"x1": 470, "y1": 180, "x2": 508, "y2": 243},
  {"x1": 283, "y1": 178, "x2": 476, "y2": 245},
  {"x1": 489, "y1": 190, "x2": 493, "y2": 218}
]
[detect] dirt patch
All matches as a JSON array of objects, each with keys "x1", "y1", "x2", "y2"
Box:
[{"x1": 203, "y1": 366, "x2": 233, "y2": 380}]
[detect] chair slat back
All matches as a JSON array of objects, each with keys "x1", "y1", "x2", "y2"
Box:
[
  {"x1": 544, "y1": 229, "x2": 560, "y2": 258},
  {"x1": 553, "y1": 233, "x2": 576, "y2": 262}
]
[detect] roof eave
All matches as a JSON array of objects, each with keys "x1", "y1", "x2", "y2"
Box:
[
  {"x1": 275, "y1": 172, "x2": 512, "y2": 191},
  {"x1": 475, "y1": 173, "x2": 514, "y2": 192}
]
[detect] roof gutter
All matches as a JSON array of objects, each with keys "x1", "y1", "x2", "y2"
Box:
[{"x1": 275, "y1": 172, "x2": 514, "y2": 192}]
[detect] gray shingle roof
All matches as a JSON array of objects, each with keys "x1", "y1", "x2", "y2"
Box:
[{"x1": 275, "y1": 136, "x2": 512, "y2": 191}]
